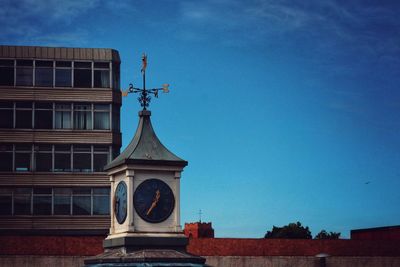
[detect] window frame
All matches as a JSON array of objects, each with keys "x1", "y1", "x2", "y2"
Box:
[
  {"x1": 0, "y1": 187, "x2": 110, "y2": 216},
  {"x1": 0, "y1": 59, "x2": 117, "y2": 89}
]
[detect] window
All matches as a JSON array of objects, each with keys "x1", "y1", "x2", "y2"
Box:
[
  {"x1": 0, "y1": 101, "x2": 13, "y2": 128},
  {"x1": 33, "y1": 188, "x2": 52, "y2": 215},
  {"x1": 15, "y1": 102, "x2": 32, "y2": 129},
  {"x1": 93, "y1": 188, "x2": 110, "y2": 215},
  {"x1": 0, "y1": 188, "x2": 12, "y2": 215},
  {"x1": 73, "y1": 188, "x2": 91, "y2": 215},
  {"x1": 0, "y1": 187, "x2": 110, "y2": 216},
  {"x1": 74, "y1": 62, "x2": 92, "y2": 88},
  {"x1": 15, "y1": 144, "x2": 31, "y2": 171},
  {"x1": 14, "y1": 188, "x2": 32, "y2": 215},
  {"x1": 0, "y1": 59, "x2": 14, "y2": 86},
  {"x1": 54, "y1": 188, "x2": 71, "y2": 215},
  {"x1": 54, "y1": 145, "x2": 71, "y2": 172},
  {"x1": 94, "y1": 62, "x2": 110, "y2": 88},
  {"x1": 73, "y1": 145, "x2": 91, "y2": 172},
  {"x1": 34, "y1": 144, "x2": 52, "y2": 172},
  {"x1": 16, "y1": 60, "x2": 33, "y2": 86},
  {"x1": 94, "y1": 104, "x2": 110, "y2": 130},
  {"x1": 0, "y1": 144, "x2": 13, "y2": 171},
  {"x1": 112, "y1": 146, "x2": 120, "y2": 160},
  {"x1": 112, "y1": 104, "x2": 120, "y2": 132},
  {"x1": 112, "y1": 62, "x2": 120, "y2": 90},
  {"x1": 74, "y1": 103, "x2": 92, "y2": 129},
  {"x1": 55, "y1": 103, "x2": 72, "y2": 129},
  {"x1": 55, "y1": 61, "x2": 72, "y2": 87},
  {"x1": 0, "y1": 143, "x2": 111, "y2": 173},
  {"x1": 34, "y1": 102, "x2": 53, "y2": 129},
  {"x1": 93, "y1": 146, "x2": 109, "y2": 172},
  {"x1": 35, "y1": 61, "x2": 53, "y2": 87}
]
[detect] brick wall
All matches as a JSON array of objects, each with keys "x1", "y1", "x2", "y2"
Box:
[
  {"x1": 184, "y1": 222, "x2": 215, "y2": 238},
  {"x1": 186, "y1": 238, "x2": 400, "y2": 257},
  {"x1": 351, "y1": 226, "x2": 400, "y2": 240},
  {"x1": 0, "y1": 236, "x2": 104, "y2": 256},
  {"x1": 1, "y1": 236, "x2": 400, "y2": 257}
]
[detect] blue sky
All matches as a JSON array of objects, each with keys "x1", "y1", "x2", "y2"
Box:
[{"x1": 1, "y1": 0, "x2": 400, "y2": 238}]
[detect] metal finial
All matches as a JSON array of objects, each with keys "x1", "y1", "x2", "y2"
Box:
[{"x1": 121, "y1": 53, "x2": 170, "y2": 110}]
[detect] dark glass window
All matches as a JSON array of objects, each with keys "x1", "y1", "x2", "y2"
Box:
[
  {"x1": 93, "y1": 145, "x2": 109, "y2": 172},
  {"x1": 33, "y1": 188, "x2": 52, "y2": 215},
  {"x1": 73, "y1": 188, "x2": 91, "y2": 215},
  {"x1": 55, "y1": 61, "x2": 72, "y2": 87},
  {"x1": 94, "y1": 104, "x2": 110, "y2": 130},
  {"x1": 15, "y1": 102, "x2": 32, "y2": 129},
  {"x1": 0, "y1": 188, "x2": 12, "y2": 215},
  {"x1": 16, "y1": 60, "x2": 33, "y2": 86},
  {"x1": 34, "y1": 102, "x2": 53, "y2": 129},
  {"x1": 55, "y1": 103, "x2": 71, "y2": 129},
  {"x1": 112, "y1": 146, "x2": 120, "y2": 160},
  {"x1": 35, "y1": 61, "x2": 53, "y2": 87},
  {"x1": 0, "y1": 144, "x2": 13, "y2": 171},
  {"x1": 54, "y1": 188, "x2": 71, "y2": 215},
  {"x1": 0, "y1": 60, "x2": 14, "y2": 86},
  {"x1": 54, "y1": 145, "x2": 71, "y2": 172},
  {"x1": 73, "y1": 145, "x2": 91, "y2": 172},
  {"x1": 14, "y1": 188, "x2": 32, "y2": 215},
  {"x1": 112, "y1": 62, "x2": 120, "y2": 90},
  {"x1": 74, "y1": 103, "x2": 92, "y2": 129},
  {"x1": 94, "y1": 62, "x2": 110, "y2": 88},
  {"x1": 0, "y1": 101, "x2": 13, "y2": 128},
  {"x1": 34, "y1": 145, "x2": 52, "y2": 172},
  {"x1": 93, "y1": 187, "x2": 110, "y2": 215},
  {"x1": 55, "y1": 69, "x2": 72, "y2": 87},
  {"x1": 112, "y1": 105, "x2": 120, "y2": 132},
  {"x1": 15, "y1": 144, "x2": 31, "y2": 172},
  {"x1": 74, "y1": 62, "x2": 92, "y2": 88}
]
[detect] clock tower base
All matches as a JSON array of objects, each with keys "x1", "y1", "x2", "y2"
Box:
[{"x1": 84, "y1": 235, "x2": 207, "y2": 266}]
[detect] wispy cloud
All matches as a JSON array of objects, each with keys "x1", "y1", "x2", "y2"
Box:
[
  {"x1": 0, "y1": 0, "x2": 136, "y2": 46},
  {"x1": 0, "y1": 0, "x2": 100, "y2": 45},
  {"x1": 178, "y1": 0, "x2": 400, "y2": 56}
]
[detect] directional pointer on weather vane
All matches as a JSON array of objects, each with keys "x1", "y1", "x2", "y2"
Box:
[{"x1": 121, "y1": 53, "x2": 170, "y2": 110}]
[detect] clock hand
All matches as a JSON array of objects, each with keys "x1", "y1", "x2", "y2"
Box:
[{"x1": 146, "y1": 190, "x2": 161, "y2": 216}]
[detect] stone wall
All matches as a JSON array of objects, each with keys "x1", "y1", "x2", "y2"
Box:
[
  {"x1": 204, "y1": 256, "x2": 400, "y2": 267},
  {"x1": 1, "y1": 255, "x2": 400, "y2": 267}
]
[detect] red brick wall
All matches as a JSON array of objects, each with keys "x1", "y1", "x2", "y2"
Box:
[
  {"x1": 187, "y1": 238, "x2": 400, "y2": 257},
  {"x1": 0, "y1": 236, "x2": 104, "y2": 256},
  {"x1": 351, "y1": 226, "x2": 400, "y2": 240},
  {"x1": 184, "y1": 222, "x2": 214, "y2": 238},
  {"x1": 1, "y1": 236, "x2": 400, "y2": 257}
]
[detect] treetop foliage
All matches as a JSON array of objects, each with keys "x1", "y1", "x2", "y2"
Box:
[
  {"x1": 264, "y1": 222, "x2": 341, "y2": 239},
  {"x1": 314, "y1": 230, "x2": 341, "y2": 239},
  {"x1": 264, "y1": 221, "x2": 312, "y2": 239}
]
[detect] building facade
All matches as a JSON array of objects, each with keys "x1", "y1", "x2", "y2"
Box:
[
  {"x1": 0, "y1": 45, "x2": 121, "y2": 234},
  {"x1": 184, "y1": 222, "x2": 215, "y2": 238}
]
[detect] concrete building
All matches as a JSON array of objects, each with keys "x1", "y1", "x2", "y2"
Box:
[{"x1": 0, "y1": 45, "x2": 121, "y2": 235}]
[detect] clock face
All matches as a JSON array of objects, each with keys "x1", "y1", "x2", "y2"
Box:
[
  {"x1": 114, "y1": 181, "x2": 127, "y2": 224},
  {"x1": 133, "y1": 179, "x2": 175, "y2": 223}
]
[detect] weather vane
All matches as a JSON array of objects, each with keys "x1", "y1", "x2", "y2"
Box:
[{"x1": 122, "y1": 53, "x2": 170, "y2": 110}]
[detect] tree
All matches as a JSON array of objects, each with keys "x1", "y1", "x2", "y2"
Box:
[
  {"x1": 315, "y1": 230, "x2": 341, "y2": 239},
  {"x1": 264, "y1": 222, "x2": 312, "y2": 239}
]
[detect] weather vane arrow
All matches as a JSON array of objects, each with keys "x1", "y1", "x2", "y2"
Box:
[{"x1": 121, "y1": 53, "x2": 170, "y2": 110}]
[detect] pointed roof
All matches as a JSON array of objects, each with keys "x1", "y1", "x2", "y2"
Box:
[{"x1": 104, "y1": 110, "x2": 187, "y2": 170}]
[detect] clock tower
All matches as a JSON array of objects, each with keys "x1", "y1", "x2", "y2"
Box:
[
  {"x1": 105, "y1": 109, "x2": 188, "y2": 244},
  {"x1": 84, "y1": 55, "x2": 205, "y2": 266}
]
